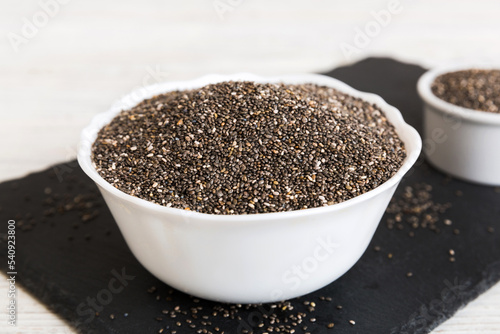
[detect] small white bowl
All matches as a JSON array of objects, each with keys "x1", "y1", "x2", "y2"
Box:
[
  {"x1": 418, "y1": 63, "x2": 500, "y2": 186},
  {"x1": 78, "y1": 73, "x2": 421, "y2": 303}
]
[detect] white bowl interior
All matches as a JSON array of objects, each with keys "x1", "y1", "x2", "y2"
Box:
[
  {"x1": 418, "y1": 62, "x2": 500, "y2": 125},
  {"x1": 78, "y1": 73, "x2": 422, "y2": 222}
]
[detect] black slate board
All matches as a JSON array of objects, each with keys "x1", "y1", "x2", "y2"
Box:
[{"x1": 1, "y1": 58, "x2": 500, "y2": 334}]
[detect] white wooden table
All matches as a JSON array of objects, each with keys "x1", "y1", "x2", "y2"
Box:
[{"x1": 1, "y1": 0, "x2": 500, "y2": 332}]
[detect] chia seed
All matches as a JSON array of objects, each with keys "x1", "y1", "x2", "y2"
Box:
[
  {"x1": 92, "y1": 81, "x2": 406, "y2": 214},
  {"x1": 431, "y1": 69, "x2": 500, "y2": 113},
  {"x1": 385, "y1": 183, "x2": 452, "y2": 235}
]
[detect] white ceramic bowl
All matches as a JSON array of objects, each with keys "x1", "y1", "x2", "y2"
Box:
[
  {"x1": 418, "y1": 63, "x2": 500, "y2": 186},
  {"x1": 78, "y1": 73, "x2": 421, "y2": 303}
]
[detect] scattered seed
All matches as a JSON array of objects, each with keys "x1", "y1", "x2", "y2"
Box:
[{"x1": 385, "y1": 183, "x2": 452, "y2": 237}]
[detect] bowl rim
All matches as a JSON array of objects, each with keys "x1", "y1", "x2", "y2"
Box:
[
  {"x1": 417, "y1": 62, "x2": 500, "y2": 125},
  {"x1": 77, "y1": 73, "x2": 422, "y2": 222}
]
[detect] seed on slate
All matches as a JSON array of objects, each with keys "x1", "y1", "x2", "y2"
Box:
[
  {"x1": 388, "y1": 253, "x2": 393, "y2": 259},
  {"x1": 455, "y1": 190, "x2": 463, "y2": 197},
  {"x1": 407, "y1": 272, "x2": 413, "y2": 277},
  {"x1": 449, "y1": 257, "x2": 456, "y2": 262},
  {"x1": 44, "y1": 187, "x2": 52, "y2": 195},
  {"x1": 336, "y1": 305, "x2": 342, "y2": 310},
  {"x1": 453, "y1": 229, "x2": 460, "y2": 235},
  {"x1": 444, "y1": 219, "x2": 452, "y2": 226},
  {"x1": 110, "y1": 314, "x2": 115, "y2": 320},
  {"x1": 431, "y1": 69, "x2": 500, "y2": 113},
  {"x1": 327, "y1": 322, "x2": 335, "y2": 328},
  {"x1": 349, "y1": 320, "x2": 356, "y2": 325},
  {"x1": 124, "y1": 313, "x2": 129, "y2": 317},
  {"x1": 487, "y1": 226, "x2": 495, "y2": 233},
  {"x1": 92, "y1": 81, "x2": 406, "y2": 215},
  {"x1": 374, "y1": 245, "x2": 381, "y2": 252},
  {"x1": 449, "y1": 249, "x2": 455, "y2": 256},
  {"x1": 385, "y1": 183, "x2": 451, "y2": 237}
]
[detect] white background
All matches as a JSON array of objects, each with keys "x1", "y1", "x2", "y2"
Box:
[{"x1": 1, "y1": 0, "x2": 500, "y2": 333}]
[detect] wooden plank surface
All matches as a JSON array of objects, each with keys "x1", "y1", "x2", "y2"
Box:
[{"x1": 1, "y1": 0, "x2": 499, "y2": 332}]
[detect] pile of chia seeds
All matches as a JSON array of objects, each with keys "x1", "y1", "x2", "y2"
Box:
[
  {"x1": 431, "y1": 69, "x2": 500, "y2": 113},
  {"x1": 92, "y1": 81, "x2": 406, "y2": 214}
]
